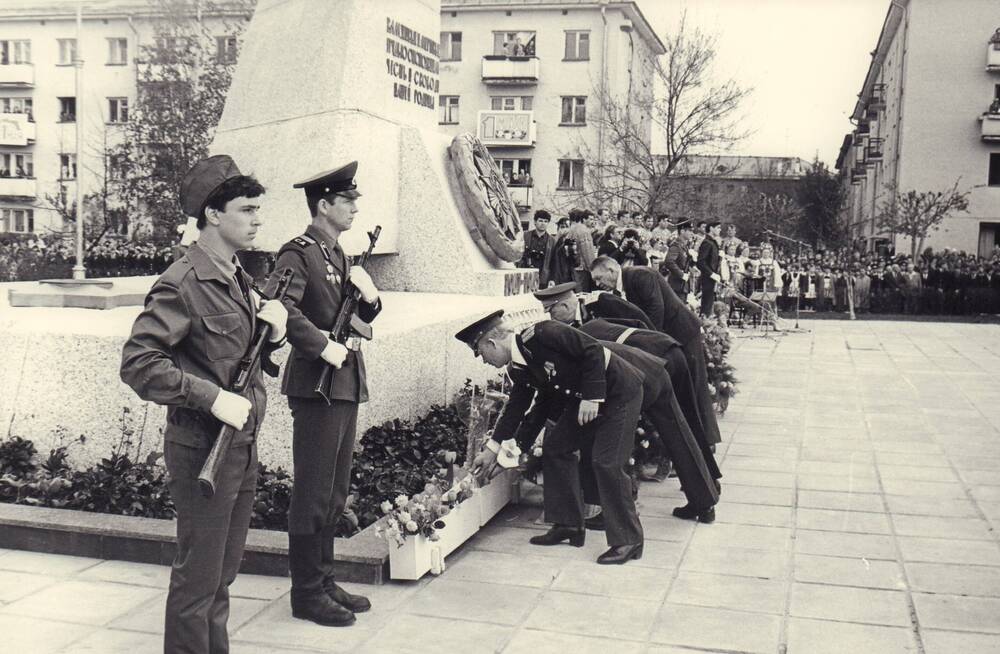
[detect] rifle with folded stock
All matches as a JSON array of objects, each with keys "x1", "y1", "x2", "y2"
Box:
[
  {"x1": 314, "y1": 225, "x2": 381, "y2": 404},
  {"x1": 197, "y1": 267, "x2": 295, "y2": 498}
]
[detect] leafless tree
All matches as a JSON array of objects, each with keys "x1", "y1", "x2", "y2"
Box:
[{"x1": 875, "y1": 181, "x2": 971, "y2": 260}]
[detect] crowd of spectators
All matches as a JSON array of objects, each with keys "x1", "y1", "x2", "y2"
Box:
[
  {"x1": 520, "y1": 207, "x2": 1000, "y2": 318},
  {"x1": 0, "y1": 234, "x2": 173, "y2": 283}
]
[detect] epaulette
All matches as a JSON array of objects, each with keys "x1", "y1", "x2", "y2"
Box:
[
  {"x1": 579, "y1": 291, "x2": 603, "y2": 306},
  {"x1": 291, "y1": 235, "x2": 316, "y2": 248},
  {"x1": 520, "y1": 324, "x2": 536, "y2": 341}
]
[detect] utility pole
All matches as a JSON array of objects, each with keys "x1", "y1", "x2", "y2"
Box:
[{"x1": 71, "y1": 0, "x2": 86, "y2": 279}]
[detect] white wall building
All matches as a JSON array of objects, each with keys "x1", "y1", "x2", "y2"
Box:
[
  {"x1": 837, "y1": 0, "x2": 1000, "y2": 257},
  {"x1": 438, "y1": 0, "x2": 665, "y2": 220},
  {"x1": 0, "y1": 0, "x2": 248, "y2": 237}
]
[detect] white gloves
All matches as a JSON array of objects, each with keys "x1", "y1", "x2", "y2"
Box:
[
  {"x1": 682, "y1": 273, "x2": 689, "y2": 281},
  {"x1": 321, "y1": 340, "x2": 349, "y2": 368},
  {"x1": 256, "y1": 299, "x2": 288, "y2": 342},
  {"x1": 349, "y1": 266, "x2": 379, "y2": 303},
  {"x1": 710, "y1": 273, "x2": 722, "y2": 283},
  {"x1": 211, "y1": 389, "x2": 252, "y2": 430}
]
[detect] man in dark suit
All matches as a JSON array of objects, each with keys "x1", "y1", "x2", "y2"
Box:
[
  {"x1": 578, "y1": 289, "x2": 657, "y2": 330},
  {"x1": 460, "y1": 312, "x2": 645, "y2": 564},
  {"x1": 266, "y1": 161, "x2": 381, "y2": 627},
  {"x1": 590, "y1": 257, "x2": 722, "y2": 447},
  {"x1": 663, "y1": 223, "x2": 693, "y2": 296},
  {"x1": 535, "y1": 284, "x2": 721, "y2": 522},
  {"x1": 696, "y1": 221, "x2": 722, "y2": 317}
]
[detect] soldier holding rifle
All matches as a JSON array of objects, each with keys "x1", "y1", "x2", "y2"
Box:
[
  {"x1": 266, "y1": 161, "x2": 382, "y2": 627},
  {"x1": 120, "y1": 155, "x2": 288, "y2": 654}
]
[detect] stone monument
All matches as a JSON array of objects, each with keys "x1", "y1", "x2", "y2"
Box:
[{"x1": 211, "y1": 0, "x2": 537, "y2": 296}]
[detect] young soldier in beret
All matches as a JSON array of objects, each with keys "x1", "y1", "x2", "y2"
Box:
[
  {"x1": 265, "y1": 161, "x2": 381, "y2": 627},
  {"x1": 120, "y1": 155, "x2": 288, "y2": 654},
  {"x1": 458, "y1": 311, "x2": 645, "y2": 564}
]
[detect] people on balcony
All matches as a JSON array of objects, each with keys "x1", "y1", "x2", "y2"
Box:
[{"x1": 989, "y1": 97, "x2": 1000, "y2": 114}]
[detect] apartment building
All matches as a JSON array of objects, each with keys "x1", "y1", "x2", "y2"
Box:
[
  {"x1": 836, "y1": 0, "x2": 1000, "y2": 257},
  {"x1": 437, "y1": 0, "x2": 665, "y2": 219},
  {"x1": 0, "y1": 0, "x2": 249, "y2": 236}
]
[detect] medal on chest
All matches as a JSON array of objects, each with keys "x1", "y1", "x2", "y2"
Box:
[{"x1": 543, "y1": 361, "x2": 556, "y2": 381}]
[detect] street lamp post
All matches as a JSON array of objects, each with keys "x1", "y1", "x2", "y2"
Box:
[{"x1": 71, "y1": 0, "x2": 86, "y2": 280}]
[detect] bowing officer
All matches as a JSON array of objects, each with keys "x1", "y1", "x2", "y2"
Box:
[
  {"x1": 576, "y1": 288, "x2": 657, "y2": 330},
  {"x1": 266, "y1": 161, "x2": 382, "y2": 627},
  {"x1": 536, "y1": 284, "x2": 721, "y2": 523},
  {"x1": 458, "y1": 312, "x2": 645, "y2": 565},
  {"x1": 590, "y1": 256, "x2": 723, "y2": 449}
]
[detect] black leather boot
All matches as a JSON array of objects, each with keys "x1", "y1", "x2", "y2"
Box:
[
  {"x1": 597, "y1": 542, "x2": 643, "y2": 565},
  {"x1": 319, "y1": 526, "x2": 371, "y2": 613},
  {"x1": 672, "y1": 504, "x2": 716, "y2": 523},
  {"x1": 529, "y1": 525, "x2": 585, "y2": 547},
  {"x1": 289, "y1": 533, "x2": 356, "y2": 627}
]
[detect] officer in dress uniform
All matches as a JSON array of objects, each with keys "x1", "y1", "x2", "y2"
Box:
[
  {"x1": 458, "y1": 312, "x2": 645, "y2": 564},
  {"x1": 120, "y1": 155, "x2": 289, "y2": 654},
  {"x1": 265, "y1": 161, "x2": 382, "y2": 627},
  {"x1": 536, "y1": 284, "x2": 721, "y2": 523},
  {"x1": 590, "y1": 257, "x2": 723, "y2": 449}
]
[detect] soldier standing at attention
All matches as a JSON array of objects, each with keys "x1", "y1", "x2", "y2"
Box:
[
  {"x1": 120, "y1": 155, "x2": 289, "y2": 654},
  {"x1": 266, "y1": 161, "x2": 382, "y2": 627}
]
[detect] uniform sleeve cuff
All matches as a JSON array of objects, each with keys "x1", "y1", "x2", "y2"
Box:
[
  {"x1": 485, "y1": 439, "x2": 500, "y2": 453},
  {"x1": 187, "y1": 375, "x2": 221, "y2": 413}
]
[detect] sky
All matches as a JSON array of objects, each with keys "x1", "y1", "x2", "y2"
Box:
[{"x1": 636, "y1": 0, "x2": 889, "y2": 167}]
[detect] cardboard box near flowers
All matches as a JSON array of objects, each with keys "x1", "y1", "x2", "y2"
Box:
[{"x1": 379, "y1": 441, "x2": 522, "y2": 580}]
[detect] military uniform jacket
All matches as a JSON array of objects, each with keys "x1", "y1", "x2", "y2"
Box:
[
  {"x1": 120, "y1": 243, "x2": 280, "y2": 448},
  {"x1": 269, "y1": 224, "x2": 382, "y2": 402},
  {"x1": 491, "y1": 320, "x2": 644, "y2": 447},
  {"x1": 578, "y1": 318, "x2": 682, "y2": 356},
  {"x1": 582, "y1": 292, "x2": 657, "y2": 331},
  {"x1": 663, "y1": 242, "x2": 691, "y2": 292},
  {"x1": 621, "y1": 266, "x2": 702, "y2": 345}
]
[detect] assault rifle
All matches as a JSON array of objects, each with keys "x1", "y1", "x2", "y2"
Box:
[
  {"x1": 314, "y1": 226, "x2": 381, "y2": 404},
  {"x1": 197, "y1": 267, "x2": 295, "y2": 498}
]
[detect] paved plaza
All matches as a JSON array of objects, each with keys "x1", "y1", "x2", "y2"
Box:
[{"x1": 1, "y1": 319, "x2": 999, "y2": 653}]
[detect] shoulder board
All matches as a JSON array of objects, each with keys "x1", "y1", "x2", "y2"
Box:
[
  {"x1": 580, "y1": 291, "x2": 602, "y2": 306},
  {"x1": 292, "y1": 235, "x2": 316, "y2": 248},
  {"x1": 520, "y1": 324, "x2": 536, "y2": 342}
]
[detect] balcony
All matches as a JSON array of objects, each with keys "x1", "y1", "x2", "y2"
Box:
[
  {"x1": 507, "y1": 183, "x2": 533, "y2": 208},
  {"x1": 866, "y1": 137, "x2": 884, "y2": 162},
  {"x1": 0, "y1": 176, "x2": 37, "y2": 199},
  {"x1": 989, "y1": 32, "x2": 1000, "y2": 71},
  {"x1": 0, "y1": 64, "x2": 35, "y2": 87},
  {"x1": 850, "y1": 164, "x2": 867, "y2": 184},
  {"x1": 866, "y1": 83, "x2": 886, "y2": 117},
  {"x1": 857, "y1": 121, "x2": 870, "y2": 137},
  {"x1": 0, "y1": 113, "x2": 35, "y2": 146},
  {"x1": 477, "y1": 110, "x2": 536, "y2": 147},
  {"x1": 981, "y1": 112, "x2": 1000, "y2": 141},
  {"x1": 481, "y1": 56, "x2": 539, "y2": 85}
]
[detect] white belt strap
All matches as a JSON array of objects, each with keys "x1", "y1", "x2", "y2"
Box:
[
  {"x1": 602, "y1": 347, "x2": 612, "y2": 370},
  {"x1": 615, "y1": 327, "x2": 638, "y2": 344}
]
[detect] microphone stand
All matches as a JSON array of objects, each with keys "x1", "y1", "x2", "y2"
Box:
[{"x1": 764, "y1": 229, "x2": 809, "y2": 330}]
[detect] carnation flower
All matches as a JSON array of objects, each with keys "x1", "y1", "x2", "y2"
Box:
[
  {"x1": 394, "y1": 494, "x2": 409, "y2": 508},
  {"x1": 380, "y1": 501, "x2": 392, "y2": 513},
  {"x1": 532, "y1": 447, "x2": 543, "y2": 457},
  {"x1": 405, "y1": 520, "x2": 418, "y2": 533},
  {"x1": 640, "y1": 440, "x2": 650, "y2": 449},
  {"x1": 398, "y1": 510, "x2": 411, "y2": 523},
  {"x1": 444, "y1": 451, "x2": 457, "y2": 464}
]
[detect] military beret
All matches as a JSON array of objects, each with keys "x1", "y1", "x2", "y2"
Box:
[
  {"x1": 293, "y1": 160, "x2": 362, "y2": 199},
  {"x1": 179, "y1": 154, "x2": 242, "y2": 218},
  {"x1": 533, "y1": 281, "x2": 577, "y2": 307},
  {"x1": 455, "y1": 309, "x2": 505, "y2": 349}
]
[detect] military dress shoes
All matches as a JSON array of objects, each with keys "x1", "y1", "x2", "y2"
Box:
[
  {"x1": 529, "y1": 525, "x2": 585, "y2": 547},
  {"x1": 584, "y1": 513, "x2": 606, "y2": 531},
  {"x1": 324, "y1": 580, "x2": 371, "y2": 613},
  {"x1": 291, "y1": 592, "x2": 356, "y2": 627},
  {"x1": 597, "y1": 542, "x2": 643, "y2": 565},
  {"x1": 672, "y1": 504, "x2": 716, "y2": 523}
]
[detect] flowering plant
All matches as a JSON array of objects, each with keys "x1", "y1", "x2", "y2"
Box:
[
  {"x1": 374, "y1": 476, "x2": 477, "y2": 547},
  {"x1": 700, "y1": 315, "x2": 739, "y2": 414}
]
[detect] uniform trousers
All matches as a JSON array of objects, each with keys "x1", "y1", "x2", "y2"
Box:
[
  {"x1": 164, "y1": 441, "x2": 258, "y2": 654},
  {"x1": 662, "y1": 348, "x2": 722, "y2": 480},
  {"x1": 287, "y1": 397, "x2": 358, "y2": 596},
  {"x1": 543, "y1": 388, "x2": 644, "y2": 547},
  {"x1": 700, "y1": 277, "x2": 717, "y2": 317},
  {"x1": 682, "y1": 337, "x2": 722, "y2": 446}
]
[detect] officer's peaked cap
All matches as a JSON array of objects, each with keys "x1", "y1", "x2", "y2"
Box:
[
  {"x1": 455, "y1": 310, "x2": 505, "y2": 349},
  {"x1": 293, "y1": 160, "x2": 362, "y2": 199}
]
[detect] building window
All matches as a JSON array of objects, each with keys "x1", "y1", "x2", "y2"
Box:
[
  {"x1": 60, "y1": 153, "x2": 77, "y2": 180},
  {"x1": 0, "y1": 152, "x2": 34, "y2": 177},
  {"x1": 492, "y1": 31, "x2": 536, "y2": 57},
  {"x1": 1, "y1": 208, "x2": 34, "y2": 233},
  {"x1": 989, "y1": 153, "x2": 1000, "y2": 187},
  {"x1": 560, "y1": 96, "x2": 586, "y2": 125},
  {"x1": 216, "y1": 35, "x2": 238, "y2": 64},
  {"x1": 0, "y1": 96, "x2": 33, "y2": 120},
  {"x1": 57, "y1": 38, "x2": 77, "y2": 65},
  {"x1": 107, "y1": 37, "x2": 128, "y2": 65},
  {"x1": 497, "y1": 158, "x2": 532, "y2": 185},
  {"x1": 0, "y1": 40, "x2": 32, "y2": 64},
  {"x1": 439, "y1": 95, "x2": 459, "y2": 124},
  {"x1": 58, "y1": 97, "x2": 76, "y2": 122},
  {"x1": 564, "y1": 31, "x2": 590, "y2": 61},
  {"x1": 490, "y1": 96, "x2": 532, "y2": 111},
  {"x1": 152, "y1": 36, "x2": 189, "y2": 63},
  {"x1": 440, "y1": 32, "x2": 461, "y2": 62},
  {"x1": 558, "y1": 159, "x2": 584, "y2": 190},
  {"x1": 108, "y1": 97, "x2": 129, "y2": 123}
]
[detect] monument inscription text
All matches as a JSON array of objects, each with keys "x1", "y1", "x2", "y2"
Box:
[{"x1": 386, "y1": 18, "x2": 440, "y2": 110}]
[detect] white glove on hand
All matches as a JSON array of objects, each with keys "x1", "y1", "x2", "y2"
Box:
[
  {"x1": 211, "y1": 389, "x2": 252, "y2": 430},
  {"x1": 256, "y1": 299, "x2": 288, "y2": 342},
  {"x1": 349, "y1": 266, "x2": 379, "y2": 303},
  {"x1": 710, "y1": 273, "x2": 721, "y2": 283},
  {"x1": 321, "y1": 340, "x2": 349, "y2": 368},
  {"x1": 682, "y1": 273, "x2": 689, "y2": 281}
]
